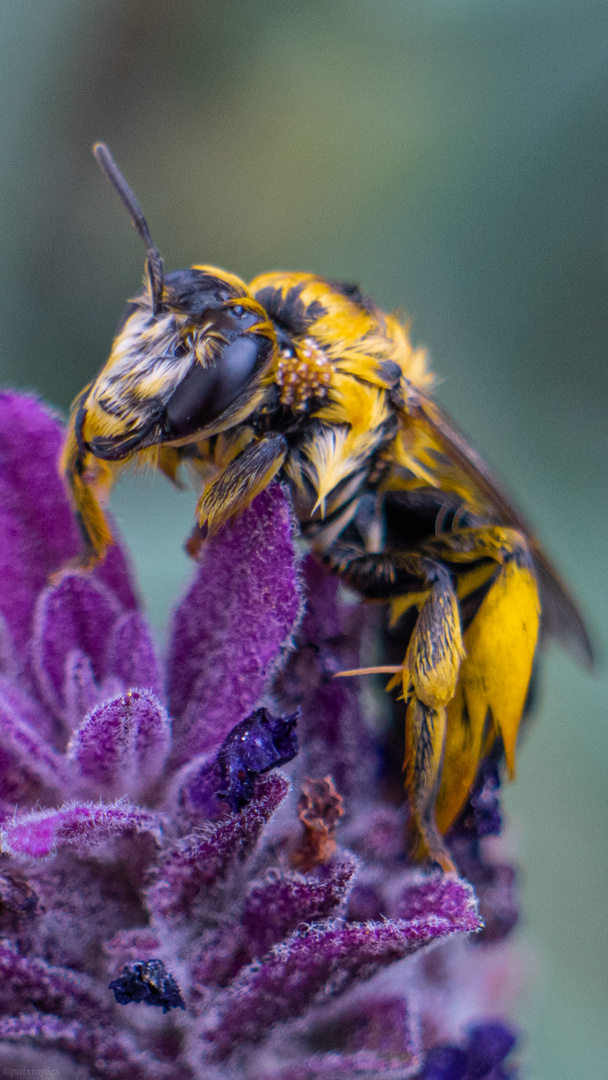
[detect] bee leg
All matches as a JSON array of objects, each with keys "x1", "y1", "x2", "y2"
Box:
[
  {"x1": 322, "y1": 540, "x2": 431, "y2": 599},
  {"x1": 423, "y1": 526, "x2": 541, "y2": 835},
  {"x1": 59, "y1": 424, "x2": 115, "y2": 570},
  {"x1": 196, "y1": 433, "x2": 288, "y2": 536},
  {"x1": 325, "y1": 542, "x2": 464, "y2": 870}
]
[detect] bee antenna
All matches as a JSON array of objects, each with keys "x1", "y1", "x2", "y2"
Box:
[{"x1": 93, "y1": 142, "x2": 164, "y2": 316}]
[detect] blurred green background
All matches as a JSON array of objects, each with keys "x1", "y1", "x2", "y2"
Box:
[{"x1": 0, "y1": 1, "x2": 606, "y2": 1075}]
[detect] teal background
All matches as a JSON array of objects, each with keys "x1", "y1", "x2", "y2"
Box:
[{"x1": 0, "y1": 2, "x2": 606, "y2": 1075}]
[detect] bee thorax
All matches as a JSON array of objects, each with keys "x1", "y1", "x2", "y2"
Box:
[{"x1": 276, "y1": 337, "x2": 331, "y2": 411}]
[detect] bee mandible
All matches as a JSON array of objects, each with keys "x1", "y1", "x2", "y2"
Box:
[{"x1": 62, "y1": 144, "x2": 592, "y2": 871}]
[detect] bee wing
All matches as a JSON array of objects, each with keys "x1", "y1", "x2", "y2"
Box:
[{"x1": 395, "y1": 389, "x2": 594, "y2": 666}]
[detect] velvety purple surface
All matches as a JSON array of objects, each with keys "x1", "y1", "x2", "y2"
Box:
[{"x1": 0, "y1": 393, "x2": 521, "y2": 1080}]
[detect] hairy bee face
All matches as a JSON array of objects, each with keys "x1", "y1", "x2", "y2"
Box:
[{"x1": 77, "y1": 267, "x2": 276, "y2": 462}]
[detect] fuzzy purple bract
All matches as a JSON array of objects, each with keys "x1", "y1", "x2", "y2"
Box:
[{"x1": 0, "y1": 392, "x2": 521, "y2": 1079}]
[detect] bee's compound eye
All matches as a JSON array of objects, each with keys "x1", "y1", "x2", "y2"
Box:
[{"x1": 163, "y1": 333, "x2": 273, "y2": 439}]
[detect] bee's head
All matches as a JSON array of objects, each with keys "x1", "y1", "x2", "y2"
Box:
[{"x1": 76, "y1": 146, "x2": 275, "y2": 464}]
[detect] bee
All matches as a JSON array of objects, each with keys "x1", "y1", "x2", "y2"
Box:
[{"x1": 62, "y1": 144, "x2": 592, "y2": 871}]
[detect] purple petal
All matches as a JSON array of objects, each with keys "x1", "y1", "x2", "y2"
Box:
[
  {"x1": 1, "y1": 801, "x2": 159, "y2": 858},
  {"x1": 0, "y1": 393, "x2": 137, "y2": 660},
  {"x1": 0, "y1": 612, "x2": 18, "y2": 680},
  {"x1": 242, "y1": 853, "x2": 358, "y2": 958},
  {"x1": 0, "y1": 938, "x2": 112, "y2": 1021},
  {"x1": 0, "y1": 393, "x2": 81, "y2": 656},
  {"x1": 107, "y1": 612, "x2": 163, "y2": 699},
  {"x1": 274, "y1": 556, "x2": 374, "y2": 799},
  {"x1": 27, "y1": 852, "x2": 153, "y2": 973},
  {"x1": 94, "y1": 537, "x2": 139, "y2": 613},
  {"x1": 193, "y1": 853, "x2": 359, "y2": 988},
  {"x1": 0, "y1": 1013, "x2": 173, "y2": 1080},
  {"x1": 62, "y1": 649, "x2": 105, "y2": 735},
  {"x1": 0, "y1": 674, "x2": 56, "y2": 744},
  {"x1": 0, "y1": 687, "x2": 67, "y2": 803},
  {"x1": 147, "y1": 772, "x2": 289, "y2": 925},
  {"x1": 167, "y1": 484, "x2": 302, "y2": 766},
  {"x1": 167, "y1": 752, "x2": 227, "y2": 824},
  {"x1": 68, "y1": 690, "x2": 171, "y2": 799},
  {"x1": 31, "y1": 572, "x2": 122, "y2": 717},
  {"x1": 397, "y1": 875, "x2": 480, "y2": 926},
  {"x1": 204, "y1": 899, "x2": 482, "y2": 1060},
  {"x1": 288, "y1": 995, "x2": 421, "y2": 1077}
]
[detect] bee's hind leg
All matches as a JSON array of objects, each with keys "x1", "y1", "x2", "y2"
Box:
[{"x1": 325, "y1": 542, "x2": 464, "y2": 872}]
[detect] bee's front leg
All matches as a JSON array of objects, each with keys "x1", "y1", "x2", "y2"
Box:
[
  {"x1": 325, "y1": 541, "x2": 463, "y2": 872},
  {"x1": 59, "y1": 422, "x2": 116, "y2": 571}
]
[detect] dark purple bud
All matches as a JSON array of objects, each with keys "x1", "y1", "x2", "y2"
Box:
[
  {"x1": 109, "y1": 959, "x2": 185, "y2": 1013},
  {"x1": 464, "y1": 1022, "x2": 517, "y2": 1080},
  {"x1": 422, "y1": 1045, "x2": 468, "y2": 1080},
  {"x1": 217, "y1": 706, "x2": 299, "y2": 811}
]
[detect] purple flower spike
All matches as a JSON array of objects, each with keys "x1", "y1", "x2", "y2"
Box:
[
  {"x1": 0, "y1": 391, "x2": 527, "y2": 1076},
  {"x1": 147, "y1": 772, "x2": 289, "y2": 926},
  {"x1": 167, "y1": 484, "x2": 302, "y2": 766},
  {"x1": 1, "y1": 801, "x2": 159, "y2": 858},
  {"x1": 68, "y1": 690, "x2": 171, "y2": 799},
  {"x1": 31, "y1": 573, "x2": 122, "y2": 717},
  {"x1": 205, "y1": 894, "x2": 481, "y2": 1061}
]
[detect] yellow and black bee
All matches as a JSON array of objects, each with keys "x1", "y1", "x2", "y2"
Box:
[{"x1": 62, "y1": 144, "x2": 592, "y2": 871}]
